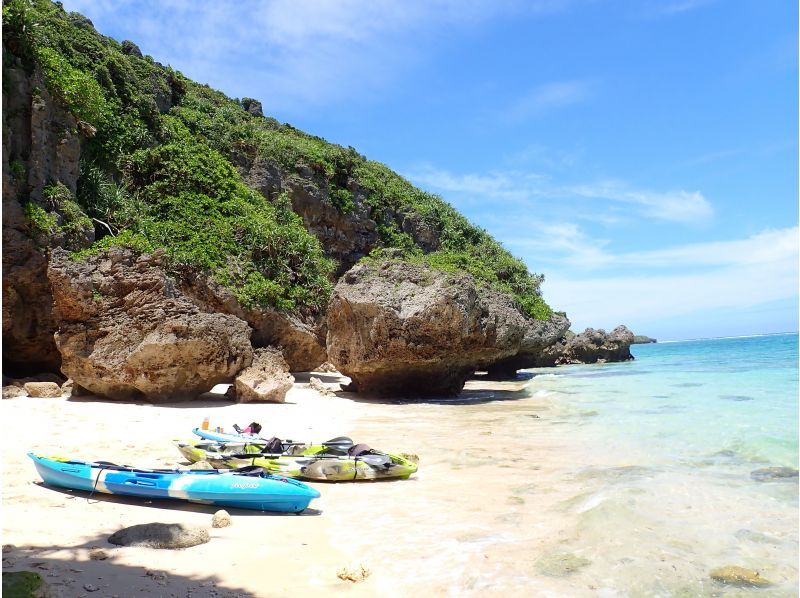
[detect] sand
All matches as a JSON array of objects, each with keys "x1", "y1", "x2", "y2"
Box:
[{"x1": 2, "y1": 372, "x2": 613, "y2": 597}]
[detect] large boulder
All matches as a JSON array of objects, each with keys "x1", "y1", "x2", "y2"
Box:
[
  {"x1": 326, "y1": 260, "x2": 532, "y2": 396},
  {"x1": 47, "y1": 247, "x2": 254, "y2": 401},
  {"x1": 232, "y1": 347, "x2": 294, "y2": 403},
  {"x1": 543, "y1": 325, "x2": 635, "y2": 366},
  {"x1": 180, "y1": 274, "x2": 327, "y2": 371}
]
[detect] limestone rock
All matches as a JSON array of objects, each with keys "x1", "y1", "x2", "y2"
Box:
[
  {"x1": 88, "y1": 548, "x2": 109, "y2": 560},
  {"x1": 11, "y1": 373, "x2": 66, "y2": 387},
  {"x1": 336, "y1": 564, "x2": 371, "y2": 583},
  {"x1": 234, "y1": 347, "x2": 294, "y2": 403},
  {"x1": 709, "y1": 566, "x2": 773, "y2": 587},
  {"x1": 240, "y1": 97, "x2": 263, "y2": 117},
  {"x1": 316, "y1": 362, "x2": 338, "y2": 373},
  {"x1": 180, "y1": 274, "x2": 327, "y2": 372},
  {"x1": 484, "y1": 313, "x2": 571, "y2": 377},
  {"x1": 211, "y1": 510, "x2": 231, "y2": 528},
  {"x1": 326, "y1": 260, "x2": 533, "y2": 396},
  {"x1": 3, "y1": 385, "x2": 27, "y2": 399},
  {"x1": 309, "y1": 376, "x2": 335, "y2": 396},
  {"x1": 22, "y1": 382, "x2": 62, "y2": 398},
  {"x1": 108, "y1": 523, "x2": 210, "y2": 549},
  {"x1": 48, "y1": 248, "x2": 253, "y2": 401},
  {"x1": 542, "y1": 325, "x2": 635, "y2": 366}
]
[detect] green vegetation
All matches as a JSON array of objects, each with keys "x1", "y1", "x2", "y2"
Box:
[
  {"x1": 23, "y1": 201, "x2": 57, "y2": 244},
  {"x1": 3, "y1": 0, "x2": 552, "y2": 319}
]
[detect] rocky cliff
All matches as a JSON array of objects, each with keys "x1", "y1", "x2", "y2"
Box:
[{"x1": 2, "y1": 0, "x2": 634, "y2": 399}]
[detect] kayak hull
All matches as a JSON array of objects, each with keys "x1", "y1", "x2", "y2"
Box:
[
  {"x1": 28, "y1": 452, "x2": 320, "y2": 512},
  {"x1": 175, "y1": 442, "x2": 418, "y2": 482}
]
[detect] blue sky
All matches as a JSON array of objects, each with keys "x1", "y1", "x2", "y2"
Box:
[{"x1": 62, "y1": 0, "x2": 798, "y2": 340}]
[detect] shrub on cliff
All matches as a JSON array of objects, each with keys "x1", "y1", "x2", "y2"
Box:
[{"x1": 4, "y1": 0, "x2": 552, "y2": 319}]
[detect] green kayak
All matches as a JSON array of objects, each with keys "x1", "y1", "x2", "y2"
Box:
[{"x1": 175, "y1": 438, "x2": 418, "y2": 482}]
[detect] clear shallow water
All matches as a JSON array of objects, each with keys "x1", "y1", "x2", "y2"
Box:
[
  {"x1": 536, "y1": 333, "x2": 798, "y2": 469},
  {"x1": 524, "y1": 333, "x2": 798, "y2": 595},
  {"x1": 330, "y1": 334, "x2": 797, "y2": 596}
]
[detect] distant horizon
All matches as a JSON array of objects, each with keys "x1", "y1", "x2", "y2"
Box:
[{"x1": 647, "y1": 330, "x2": 798, "y2": 344}]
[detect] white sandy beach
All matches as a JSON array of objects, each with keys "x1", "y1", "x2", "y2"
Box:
[
  {"x1": 2, "y1": 372, "x2": 593, "y2": 597},
  {"x1": 6, "y1": 369, "x2": 795, "y2": 597}
]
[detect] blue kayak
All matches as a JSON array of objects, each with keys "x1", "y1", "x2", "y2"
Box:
[
  {"x1": 193, "y1": 427, "x2": 267, "y2": 443},
  {"x1": 28, "y1": 452, "x2": 320, "y2": 513}
]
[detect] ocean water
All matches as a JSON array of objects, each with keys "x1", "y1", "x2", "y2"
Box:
[
  {"x1": 334, "y1": 333, "x2": 798, "y2": 596},
  {"x1": 522, "y1": 332, "x2": 799, "y2": 595}
]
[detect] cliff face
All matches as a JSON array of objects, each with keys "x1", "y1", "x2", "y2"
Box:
[
  {"x1": 2, "y1": 61, "x2": 84, "y2": 372},
  {"x1": 2, "y1": 0, "x2": 632, "y2": 397}
]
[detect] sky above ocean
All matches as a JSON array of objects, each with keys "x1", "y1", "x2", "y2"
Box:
[{"x1": 61, "y1": 0, "x2": 798, "y2": 341}]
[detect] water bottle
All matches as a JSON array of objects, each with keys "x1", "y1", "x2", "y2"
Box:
[{"x1": 201, "y1": 416, "x2": 210, "y2": 430}]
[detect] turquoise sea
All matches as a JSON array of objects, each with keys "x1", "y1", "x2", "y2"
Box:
[
  {"x1": 324, "y1": 333, "x2": 798, "y2": 595},
  {"x1": 524, "y1": 332, "x2": 799, "y2": 594}
]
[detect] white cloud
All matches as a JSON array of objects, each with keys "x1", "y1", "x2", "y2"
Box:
[
  {"x1": 407, "y1": 166, "x2": 713, "y2": 225},
  {"x1": 60, "y1": 0, "x2": 569, "y2": 113},
  {"x1": 541, "y1": 227, "x2": 799, "y2": 333},
  {"x1": 500, "y1": 80, "x2": 593, "y2": 123},
  {"x1": 569, "y1": 181, "x2": 713, "y2": 224}
]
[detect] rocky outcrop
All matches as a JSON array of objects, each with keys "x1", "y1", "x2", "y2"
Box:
[
  {"x1": 632, "y1": 335, "x2": 657, "y2": 344},
  {"x1": 326, "y1": 260, "x2": 539, "y2": 396},
  {"x1": 232, "y1": 347, "x2": 294, "y2": 403},
  {"x1": 2, "y1": 64, "x2": 84, "y2": 373},
  {"x1": 179, "y1": 274, "x2": 326, "y2": 371},
  {"x1": 283, "y1": 166, "x2": 380, "y2": 274},
  {"x1": 48, "y1": 247, "x2": 254, "y2": 401},
  {"x1": 243, "y1": 161, "x2": 442, "y2": 275},
  {"x1": 485, "y1": 313, "x2": 571, "y2": 377},
  {"x1": 540, "y1": 325, "x2": 635, "y2": 366}
]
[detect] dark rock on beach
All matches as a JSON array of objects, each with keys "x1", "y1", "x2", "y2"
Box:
[
  {"x1": 48, "y1": 248, "x2": 253, "y2": 401},
  {"x1": 108, "y1": 523, "x2": 210, "y2": 549}
]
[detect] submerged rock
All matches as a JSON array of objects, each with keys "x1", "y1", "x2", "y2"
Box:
[
  {"x1": 108, "y1": 523, "x2": 209, "y2": 549},
  {"x1": 233, "y1": 347, "x2": 294, "y2": 403},
  {"x1": 534, "y1": 552, "x2": 591, "y2": 577},
  {"x1": 48, "y1": 248, "x2": 253, "y2": 401},
  {"x1": 327, "y1": 260, "x2": 531, "y2": 396},
  {"x1": 709, "y1": 565, "x2": 773, "y2": 587},
  {"x1": 750, "y1": 467, "x2": 799, "y2": 482}
]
